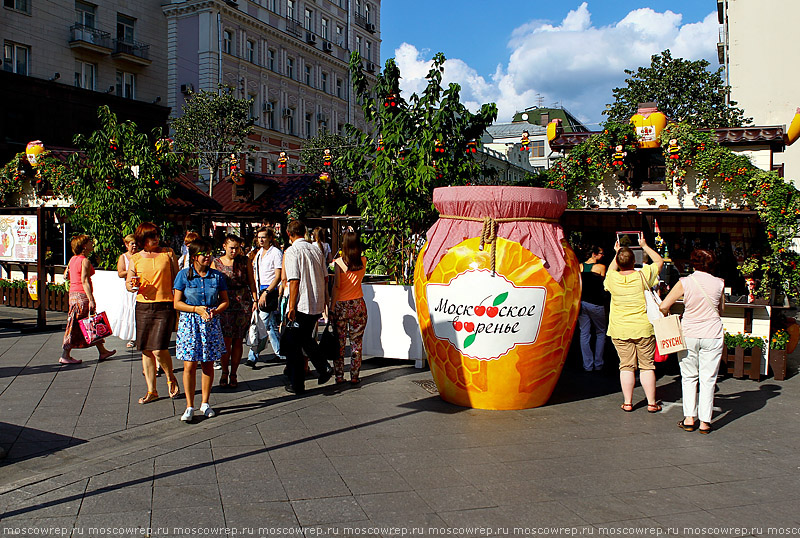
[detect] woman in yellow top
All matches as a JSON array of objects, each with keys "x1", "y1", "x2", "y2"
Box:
[
  {"x1": 126, "y1": 222, "x2": 180, "y2": 403},
  {"x1": 604, "y1": 236, "x2": 663, "y2": 413},
  {"x1": 330, "y1": 230, "x2": 368, "y2": 384}
]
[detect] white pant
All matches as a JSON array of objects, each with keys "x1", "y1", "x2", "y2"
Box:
[{"x1": 678, "y1": 337, "x2": 724, "y2": 423}]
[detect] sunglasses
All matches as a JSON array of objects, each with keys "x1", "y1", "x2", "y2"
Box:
[{"x1": 196, "y1": 251, "x2": 212, "y2": 257}]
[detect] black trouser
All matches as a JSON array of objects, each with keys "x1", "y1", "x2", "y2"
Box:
[{"x1": 284, "y1": 311, "x2": 329, "y2": 392}]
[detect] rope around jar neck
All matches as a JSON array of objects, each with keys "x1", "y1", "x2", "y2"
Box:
[{"x1": 438, "y1": 215, "x2": 559, "y2": 276}]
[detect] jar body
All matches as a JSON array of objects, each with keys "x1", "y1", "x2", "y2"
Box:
[{"x1": 414, "y1": 236, "x2": 581, "y2": 410}]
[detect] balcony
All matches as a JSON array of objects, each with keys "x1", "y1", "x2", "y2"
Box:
[
  {"x1": 354, "y1": 12, "x2": 368, "y2": 29},
  {"x1": 112, "y1": 38, "x2": 151, "y2": 66},
  {"x1": 69, "y1": 24, "x2": 112, "y2": 54},
  {"x1": 285, "y1": 18, "x2": 303, "y2": 38}
]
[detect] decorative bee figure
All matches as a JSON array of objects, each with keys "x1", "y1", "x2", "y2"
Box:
[
  {"x1": 278, "y1": 151, "x2": 288, "y2": 168},
  {"x1": 465, "y1": 140, "x2": 477, "y2": 154},
  {"x1": 667, "y1": 138, "x2": 681, "y2": 160},
  {"x1": 376, "y1": 135, "x2": 384, "y2": 151},
  {"x1": 323, "y1": 148, "x2": 332, "y2": 166},
  {"x1": 434, "y1": 139, "x2": 445, "y2": 154},
  {"x1": 520, "y1": 130, "x2": 530, "y2": 151},
  {"x1": 612, "y1": 145, "x2": 626, "y2": 167},
  {"x1": 384, "y1": 93, "x2": 398, "y2": 108}
]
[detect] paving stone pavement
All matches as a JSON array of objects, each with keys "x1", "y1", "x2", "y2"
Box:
[{"x1": 1, "y1": 305, "x2": 800, "y2": 537}]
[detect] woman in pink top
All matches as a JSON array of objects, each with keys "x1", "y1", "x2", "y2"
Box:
[
  {"x1": 330, "y1": 230, "x2": 367, "y2": 384},
  {"x1": 659, "y1": 249, "x2": 725, "y2": 434},
  {"x1": 60, "y1": 235, "x2": 116, "y2": 365}
]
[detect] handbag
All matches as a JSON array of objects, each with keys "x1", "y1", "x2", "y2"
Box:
[
  {"x1": 640, "y1": 271, "x2": 662, "y2": 323},
  {"x1": 246, "y1": 309, "x2": 267, "y2": 347},
  {"x1": 79, "y1": 311, "x2": 113, "y2": 344},
  {"x1": 318, "y1": 320, "x2": 339, "y2": 360},
  {"x1": 652, "y1": 314, "x2": 687, "y2": 355}
]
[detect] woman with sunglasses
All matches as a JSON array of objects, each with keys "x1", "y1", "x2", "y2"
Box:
[{"x1": 173, "y1": 237, "x2": 229, "y2": 423}]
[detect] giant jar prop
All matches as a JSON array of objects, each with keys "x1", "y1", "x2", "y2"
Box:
[{"x1": 414, "y1": 186, "x2": 581, "y2": 410}]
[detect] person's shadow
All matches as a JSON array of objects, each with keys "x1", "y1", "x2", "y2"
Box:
[{"x1": 711, "y1": 384, "x2": 781, "y2": 429}]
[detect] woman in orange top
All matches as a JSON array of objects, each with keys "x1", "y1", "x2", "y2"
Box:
[
  {"x1": 126, "y1": 222, "x2": 180, "y2": 403},
  {"x1": 330, "y1": 230, "x2": 367, "y2": 384}
]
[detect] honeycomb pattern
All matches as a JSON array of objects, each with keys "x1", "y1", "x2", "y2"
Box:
[{"x1": 414, "y1": 237, "x2": 581, "y2": 410}]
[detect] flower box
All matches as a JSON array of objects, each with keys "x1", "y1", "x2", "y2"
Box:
[
  {"x1": 722, "y1": 346, "x2": 762, "y2": 380},
  {"x1": 768, "y1": 349, "x2": 787, "y2": 381}
]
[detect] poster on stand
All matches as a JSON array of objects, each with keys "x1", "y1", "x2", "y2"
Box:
[{"x1": 0, "y1": 215, "x2": 37, "y2": 263}]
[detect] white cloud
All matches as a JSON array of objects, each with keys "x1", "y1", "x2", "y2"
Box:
[{"x1": 392, "y1": 2, "x2": 719, "y2": 125}]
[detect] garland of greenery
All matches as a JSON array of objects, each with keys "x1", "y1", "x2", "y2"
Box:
[
  {"x1": 543, "y1": 121, "x2": 800, "y2": 298},
  {"x1": 0, "y1": 153, "x2": 31, "y2": 205}
]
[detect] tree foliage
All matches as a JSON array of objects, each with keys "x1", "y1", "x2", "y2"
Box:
[
  {"x1": 56, "y1": 106, "x2": 188, "y2": 269},
  {"x1": 171, "y1": 85, "x2": 253, "y2": 195},
  {"x1": 291, "y1": 132, "x2": 356, "y2": 221},
  {"x1": 604, "y1": 50, "x2": 750, "y2": 128},
  {"x1": 340, "y1": 52, "x2": 497, "y2": 284}
]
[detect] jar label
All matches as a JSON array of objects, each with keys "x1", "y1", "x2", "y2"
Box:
[{"x1": 425, "y1": 269, "x2": 547, "y2": 361}]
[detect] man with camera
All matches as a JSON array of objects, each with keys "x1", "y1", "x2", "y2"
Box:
[
  {"x1": 246, "y1": 226, "x2": 284, "y2": 366},
  {"x1": 283, "y1": 220, "x2": 334, "y2": 394}
]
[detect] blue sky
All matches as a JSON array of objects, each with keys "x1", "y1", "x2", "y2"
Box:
[{"x1": 379, "y1": 1, "x2": 719, "y2": 124}]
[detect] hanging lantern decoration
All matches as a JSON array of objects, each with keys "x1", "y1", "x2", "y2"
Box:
[
  {"x1": 520, "y1": 130, "x2": 530, "y2": 151},
  {"x1": 384, "y1": 93, "x2": 398, "y2": 108},
  {"x1": 278, "y1": 151, "x2": 288, "y2": 168},
  {"x1": 629, "y1": 103, "x2": 667, "y2": 149},
  {"x1": 667, "y1": 139, "x2": 681, "y2": 160},
  {"x1": 323, "y1": 148, "x2": 332, "y2": 166},
  {"x1": 376, "y1": 135, "x2": 384, "y2": 151},
  {"x1": 611, "y1": 145, "x2": 627, "y2": 168},
  {"x1": 319, "y1": 172, "x2": 330, "y2": 183},
  {"x1": 25, "y1": 140, "x2": 45, "y2": 167},
  {"x1": 653, "y1": 218, "x2": 664, "y2": 252},
  {"x1": 465, "y1": 139, "x2": 477, "y2": 154},
  {"x1": 434, "y1": 139, "x2": 445, "y2": 154},
  {"x1": 546, "y1": 119, "x2": 563, "y2": 142}
]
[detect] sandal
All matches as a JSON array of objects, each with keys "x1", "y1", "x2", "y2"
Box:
[
  {"x1": 138, "y1": 391, "x2": 159, "y2": 404},
  {"x1": 350, "y1": 378, "x2": 361, "y2": 385},
  {"x1": 228, "y1": 374, "x2": 238, "y2": 389},
  {"x1": 620, "y1": 402, "x2": 633, "y2": 412},
  {"x1": 699, "y1": 424, "x2": 713, "y2": 434},
  {"x1": 335, "y1": 377, "x2": 346, "y2": 385},
  {"x1": 219, "y1": 373, "x2": 229, "y2": 388},
  {"x1": 678, "y1": 419, "x2": 698, "y2": 432},
  {"x1": 98, "y1": 350, "x2": 117, "y2": 362},
  {"x1": 167, "y1": 377, "x2": 180, "y2": 399},
  {"x1": 647, "y1": 402, "x2": 663, "y2": 413}
]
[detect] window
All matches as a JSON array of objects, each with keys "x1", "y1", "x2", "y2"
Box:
[
  {"x1": 356, "y1": 36, "x2": 362, "y2": 55},
  {"x1": 336, "y1": 78, "x2": 343, "y2": 99},
  {"x1": 267, "y1": 49, "x2": 276, "y2": 71},
  {"x1": 321, "y1": 18, "x2": 328, "y2": 40},
  {"x1": 115, "y1": 70, "x2": 135, "y2": 98},
  {"x1": 366, "y1": 40, "x2": 371, "y2": 61},
  {"x1": 246, "y1": 40, "x2": 255, "y2": 63},
  {"x1": 355, "y1": 0, "x2": 361, "y2": 16},
  {"x1": 223, "y1": 30, "x2": 233, "y2": 55},
  {"x1": 304, "y1": 8, "x2": 313, "y2": 31},
  {"x1": 531, "y1": 140, "x2": 545, "y2": 158},
  {"x1": 305, "y1": 112, "x2": 312, "y2": 137},
  {"x1": 75, "y1": 1, "x2": 95, "y2": 27},
  {"x1": 286, "y1": 108, "x2": 294, "y2": 135},
  {"x1": 116, "y1": 13, "x2": 135, "y2": 44},
  {"x1": 267, "y1": 161, "x2": 275, "y2": 173},
  {"x1": 335, "y1": 25, "x2": 343, "y2": 46},
  {"x1": 248, "y1": 94, "x2": 257, "y2": 120},
  {"x1": 286, "y1": 57, "x2": 293, "y2": 79},
  {"x1": 304, "y1": 64, "x2": 312, "y2": 86},
  {"x1": 267, "y1": 0, "x2": 276, "y2": 13},
  {"x1": 3, "y1": 0, "x2": 29, "y2": 13},
  {"x1": 321, "y1": 72, "x2": 327, "y2": 93},
  {"x1": 267, "y1": 101, "x2": 276, "y2": 129},
  {"x1": 338, "y1": 123, "x2": 344, "y2": 135},
  {"x1": 247, "y1": 157, "x2": 256, "y2": 172},
  {"x1": 3, "y1": 41, "x2": 29, "y2": 75},
  {"x1": 365, "y1": 3, "x2": 371, "y2": 23},
  {"x1": 74, "y1": 60, "x2": 95, "y2": 90},
  {"x1": 286, "y1": 0, "x2": 294, "y2": 20}
]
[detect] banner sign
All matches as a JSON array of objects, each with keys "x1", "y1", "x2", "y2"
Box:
[{"x1": 0, "y1": 215, "x2": 38, "y2": 263}]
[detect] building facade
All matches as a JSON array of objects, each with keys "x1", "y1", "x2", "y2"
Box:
[
  {"x1": 162, "y1": 0, "x2": 380, "y2": 175},
  {"x1": 718, "y1": 0, "x2": 800, "y2": 184}
]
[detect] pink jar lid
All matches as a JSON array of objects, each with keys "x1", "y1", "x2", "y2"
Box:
[{"x1": 422, "y1": 186, "x2": 568, "y2": 281}]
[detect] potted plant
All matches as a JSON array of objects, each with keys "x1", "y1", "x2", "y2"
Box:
[
  {"x1": 724, "y1": 332, "x2": 764, "y2": 380},
  {"x1": 769, "y1": 329, "x2": 789, "y2": 381}
]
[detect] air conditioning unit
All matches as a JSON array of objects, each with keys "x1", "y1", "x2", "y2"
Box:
[
  {"x1": 180, "y1": 83, "x2": 194, "y2": 94},
  {"x1": 366, "y1": 23, "x2": 376, "y2": 33},
  {"x1": 263, "y1": 102, "x2": 274, "y2": 112},
  {"x1": 322, "y1": 41, "x2": 333, "y2": 52},
  {"x1": 282, "y1": 108, "x2": 292, "y2": 117},
  {"x1": 306, "y1": 32, "x2": 317, "y2": 45},
  {"x1": 365, "y1": 61, "x2": 376, "y2": 73}
]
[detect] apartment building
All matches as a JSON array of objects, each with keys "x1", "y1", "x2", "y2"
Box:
[
  {"x1": 162, "y1": 0, "x2": 381, "y2": 174},
  {"x1": 0, "y1": 0, "x2": 171, "y2": 159}
]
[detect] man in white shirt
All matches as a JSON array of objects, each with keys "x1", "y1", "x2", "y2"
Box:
[
  {"x1": 283, "y1": 220, "x2": 333, "y2": 394},
  {"x1": 246, "y1": 226, "x2": 284, "y2": 366}
]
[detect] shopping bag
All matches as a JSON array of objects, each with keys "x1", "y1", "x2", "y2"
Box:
[
  {"x1": 78, "y1": 311, "x2": 113, "y2": 345},
  {"x1": 652, "y1": 314, "x2": 687, "y2": 355},
  {"x1": 246, "y1": 309, "x2": 267, "y2": 347},
  {"x1": 318, "y1": 321, "x2": 339, "y2": 361},
  {"x1": 640, "y1": 272, "x2": 662, "y2": 323}
]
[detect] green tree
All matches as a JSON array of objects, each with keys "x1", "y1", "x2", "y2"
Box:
[
  {"x1": 54, "y1": 106, "x2": 188, "y2": 269},
  {"x1": 341, "y1": 52, "x2": 497, "y2": 284},
  {"x1": 171, "y1": 85, "x2": 253, "y2": 196},
  {"x1": 291, "y1": 132, "x2": 356, "y2": 220},
  {"x1": 604, "y1": 50, "x2": 750, "y2": 128}
]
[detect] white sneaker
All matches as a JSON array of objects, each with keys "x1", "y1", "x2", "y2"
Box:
[
  {"x1": 199, "y1": 403, "x2": 215, "y2": 418},
  {"x1": 213, "y1": 361, "x2": 222, "y2": 370},
  {"x1": 181, "y1": 407, "x2": 194, "y2": 422}
]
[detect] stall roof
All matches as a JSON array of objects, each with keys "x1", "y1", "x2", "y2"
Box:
[
  {"x1": 212, "y1": 172, "x2": 317, "y2": 217},
  {"x1": 550, "y1": 126, "x2": 786, "y2": 152}
]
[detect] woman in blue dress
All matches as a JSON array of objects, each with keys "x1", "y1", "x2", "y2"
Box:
[{"x1": 173, "y1": 237, "x2": 229, "y2": 423}]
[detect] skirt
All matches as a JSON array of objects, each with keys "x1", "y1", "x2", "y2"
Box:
[
  {"x1": 176, "y1": 311, "x2": 225, "y2": 362},
  {"x1": 63, "y1": 292, "x2": 95, "y2": 350},
  {"x1": 110, "y1": 287, "x2": 137, "y2": 342},
  {"x1": 135, "y1": 301, "x2": 175, "y2": 351},
  {"x1": 217, "y1": 287, "x2": 252, "y2": 340}
]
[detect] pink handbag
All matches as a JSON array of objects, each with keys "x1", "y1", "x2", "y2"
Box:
[{"x1": 79, "y1": 311, "x2": 113, "y2": 344}]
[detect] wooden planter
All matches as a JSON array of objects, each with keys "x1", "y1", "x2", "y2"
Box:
[
  {"x1": 723, "y1": 346, "x2": 762, "y2": 380},
  {"x1": 46, "y1": 289, "x2": 69, "y2": 312},
  {"x1": 769, "y1": 349, "x2": 787, "y2": 381},
  {"x1": 0, "y1": 287, "x2": 68, "y2": 312}
]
